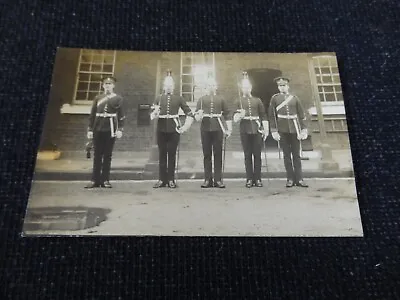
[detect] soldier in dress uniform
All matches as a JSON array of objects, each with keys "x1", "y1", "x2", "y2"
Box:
[
  {"x1": 233, "y1": 72, "x2": 269, "y2": 188},
  {"x1": 85, "y1": 76, "x2": 125, "y2": 189},
  {"x1": 150, "y1": 70, "x2": 195, "y2": 189},
  {"x1": 194, "y1": 76, "x2": 233, "y2": 188},
  {"x1": 268, "y1": 76, "x2": 309, "y2": 188}
]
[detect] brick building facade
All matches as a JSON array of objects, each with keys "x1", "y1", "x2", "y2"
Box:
[{"x1": 39, "y1": 48, "x2": 351, "y2": 155}]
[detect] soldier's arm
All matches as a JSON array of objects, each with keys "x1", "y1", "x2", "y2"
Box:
[
  {"x1": 296, "y1": 96, "x2": 307, "y2": 129},
  {"x1": 151, "y1": 95, "x2": 161, "y2": 109},
  {"x1": 117, "y1": 96, "x2": 126, "y2": 131},
  {"x1": 268, "y1": 96, "x2": 278, "y2": 132},
  {"x1": 221, "y1": 97, "x2": 231, "y2": 120},
  {"x1": 88, "y1": 97, "x2": 98, "y2": 132},
  {"x1": 232, "y1": 98, "x2": 241, "y2": 114},
  {"x1": 180, "y1": 96, "x2": 195, "y2": 118},
  {"x1": 258, "y1": 98, "x2": 267, "y2": 121},
  {"x1": 195, "y1": 96, "x2": 202, "y2": 112}
]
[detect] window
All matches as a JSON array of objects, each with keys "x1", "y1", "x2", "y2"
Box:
[
  {"x1": 180, "y1": 52, "x2": 216, "y2": 102},
  {"x1": 73, "y1": 49, "x2": 116, "y2": 104},
  {"x1": 312, "y1": 56, "x2": 343, "y2": 103}
]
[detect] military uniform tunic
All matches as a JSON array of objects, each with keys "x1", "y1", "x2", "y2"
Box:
[
  {"x1": 233, "y1": 96, "x2": 267, "y2": 182},
  {"x1": 195, "y1": 94, "x2": 231, "y2": 183},
  {"x1": 153, "y1": 93, "x2": 194, "y2": 183},
  {"x1": 268, "y1": 92, "x2": 307, "y2": 183},
  {"x1": 88, "y1": 93, "x2": 125, "y2": 184}
]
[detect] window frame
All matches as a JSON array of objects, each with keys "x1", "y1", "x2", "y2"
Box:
[{"x1": 72, "y1": 49, "x2": 117, "y2": 105}]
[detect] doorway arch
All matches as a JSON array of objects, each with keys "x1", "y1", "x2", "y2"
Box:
[{"x1": 245, "y1": 68, "x2": 282, "y2": 150}]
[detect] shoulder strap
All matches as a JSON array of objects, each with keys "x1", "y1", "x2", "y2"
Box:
[{"x1": 276, "y1": 94, "x2": 294, "y2": 111}]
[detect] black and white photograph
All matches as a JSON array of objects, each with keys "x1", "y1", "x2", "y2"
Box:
[{"x1": 22, "y1": 48, "x2": 363, "y2": 237}]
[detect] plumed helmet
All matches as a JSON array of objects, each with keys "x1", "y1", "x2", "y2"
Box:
[{"x1": 240, "y1": 71, "x2": 252, "y2": 89}]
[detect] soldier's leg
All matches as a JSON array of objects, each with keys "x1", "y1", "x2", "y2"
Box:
[
  {"x1": 167, "y1": 132, "x2": 180, "y2": 182},
  {"x1": 240, "y1": 131, "x2": 253, "y2": 182},
  {"x1": 91, "y1": 131, "x2": 104, "y2": 184},
  {"x1": 157, "y1": 131, "x2": 168, "y2": 183},
  {"x1": 201, "y1": 130, "x2": 213, "y2": 182},
  {"x1": 291, "y1": 134, "x2": 303, "y2": 183},
  {"x1": 253, "y1": 133, "x2": 263, "y2": 182},
  {"x1": 101, "y1": 135, "x2": 116, "y2": 185},
  {"x1": 280, "y1": 133, "x2": 295, "y2": 182},
  {"x1": 213, "y1": 130, "x2": 223, "y2": 182}
]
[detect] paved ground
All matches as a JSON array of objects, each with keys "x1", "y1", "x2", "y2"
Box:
[
  {"x1": 33, "y1": 150, "x2": 356, "y2": 180},
  {"x1": 22, "y1": 179, "x2": 364, "y2": 237}
]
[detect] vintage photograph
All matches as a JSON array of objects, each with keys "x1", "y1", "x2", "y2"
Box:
[{"x1": 22, "y1": 48, "x2": 363, "y2": 236}]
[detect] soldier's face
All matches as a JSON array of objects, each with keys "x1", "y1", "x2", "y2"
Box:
[
  {"x1": 164, "y1": 83, "x2": 174, "y2": 94},
  {"x1": 207, "y1": 83, "x2": 217, "y2": 94},
  {"x1": 241, "y1": 84, "x2": 252, "y2": 95},
  {"x1": 103, "y1": 82, "x2": 115, "y2": 93},
  {"x1": 278, "y1": 84, "x2": 289, "y2": 94}
]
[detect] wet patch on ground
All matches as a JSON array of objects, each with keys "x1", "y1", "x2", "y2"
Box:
[{"x1": 23, "y1": 206, "x2": 111, "y2": 234}]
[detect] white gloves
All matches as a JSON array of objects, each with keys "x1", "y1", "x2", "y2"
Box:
[
  {"x1": 272, "y1": 131, "x2": 280, "y2": 141},
  {"x1": 87, "y1": 131, "x2": 93, "y2": 139},
  {"x1": 195, "y1": 109, "x2": 204, "y2": 122},
  {"x1": 150, "y1": 105, "x2": 160, "y2": 120},
  {"x1": 177, "y1": 116, "x2": 194, "y2": 134},
  {"x1": 262, "y1": 121, "x2": 269, "y2": 141},
  {"x1": 297, "y1": 128, "x2": 308, "y2": 140},
  {"x1": 115, "y1": 130, "x2": 123, "y2": 139},
  {"x1": 233, "y1": 109, "x2": 246, "y2": 123}
]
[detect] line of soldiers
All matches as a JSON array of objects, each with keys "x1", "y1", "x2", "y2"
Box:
[{"x1": 84, "y1": 71, "x2": 309, "y2": 189}]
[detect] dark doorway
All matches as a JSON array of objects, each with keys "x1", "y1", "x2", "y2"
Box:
[{"x1": 246, "y1": 68, "x2": 282, "y2": 150}]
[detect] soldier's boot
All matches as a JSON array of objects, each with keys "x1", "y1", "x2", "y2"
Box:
[
  {"x1": 254, "y1": 180, "x2": 263, "y2": 187},
  {"x1": 102, "y1": 181, "x2": 112, "y2": 188},
  {"x1": 295, "y1": 180, "x2": 308, "y2": 188},
  {"x1": 201, "y1": 179, "x2": 213, "y2": 188},
  {"x1": 286, "y1": 179, "x2": 294, "y2": 188},
  {"x1": 153, "y1": 180, "x2": 168, "y2": 188},
  {"x1": 214, "y1": 181, "x2": 225, "y2": 188},
  {"x1": 84, "y1": 181, "x2": 101, "y2": 189},
  {"x1": 168, "y1": 181, "x2": 177, "y2": 188},
  {"x1": 245, "y1": 180, "x2": 253, "y2": 188}
]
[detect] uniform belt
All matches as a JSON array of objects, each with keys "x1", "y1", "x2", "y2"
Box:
[
  {"x1": 203, "y1": 113, "x2": 222, "y2": 118},
  {"x1": 277, "y1": 114, "x2": 298, "y2": 119},
  {"x1": 158, "y1": 114, "x2": 179, "y2": 119},
  {"x1": 243, "y1": 116, "x2": 260, "y2": 120},
  {"x1": 96, "y1": 113, "x2": 116, "y2": 117}
]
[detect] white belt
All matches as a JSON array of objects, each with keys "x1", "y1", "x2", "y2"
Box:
[
  {"x1": 277, "y1": 114, "x2": 298, "y2": 119},
  {"x1": 96, "y1": 113, "x2": 116, "y2": 117},
  {"x1": 158, "y1": 114, "x2": 179, "y2": 119},
  {"x1": 277, "y1": 114, "x2": 301, "y2": 135},
  {"x1": 203, "y1": 113, "x2": 222, "y2": 118},
  {"x1": 243, "y1": 116, "x2": 260, "y2": 120}
]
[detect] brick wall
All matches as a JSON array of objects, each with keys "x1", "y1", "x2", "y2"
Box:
[
  {"x1": 46, "y1": 50, "x2": 349, "y2": 153},
  {"x1": 39, "y1": 48, "x2": 80, "y2": 150}
]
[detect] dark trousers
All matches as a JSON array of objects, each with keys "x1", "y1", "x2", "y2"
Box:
[
  {"x1": 240, "y1": 132, "x2": 262, "y2": 181},
  {"x1": 201, "y1": 130, "x2": 224, "y2": 182},
  {"x1": 157, "y1": 131, "x2": 180, "y2": 182},
  {"x1": 92, "y1": 131, "x2": 116, "y2": 183},
  {"x1": 280, "y1": 133, "x2": 302, "y2": 182}
]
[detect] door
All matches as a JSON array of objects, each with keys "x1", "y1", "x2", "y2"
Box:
[{"x1": 246, "y1": 68, "x2": 282, "y2": 150}]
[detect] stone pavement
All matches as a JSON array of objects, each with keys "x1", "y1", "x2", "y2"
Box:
[
  {"x1": 33, "y1": 149, "x2": 355, "y2": 181},
  {"x1": 22, "y1": 179, "x2": 364, "y2": 237}
]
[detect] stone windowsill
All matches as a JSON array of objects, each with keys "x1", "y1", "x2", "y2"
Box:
[
  {"x1": 60, "y1": 104, "x2": 91, "y2": 115},
  {"x1": 308, "y1": 102, "x2": 345, "y2": 116}
]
